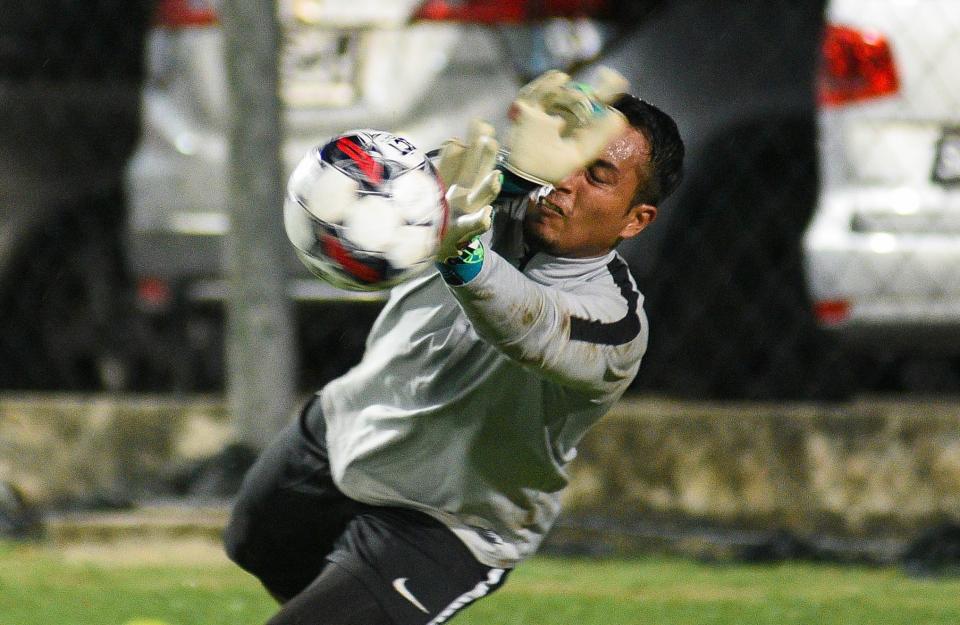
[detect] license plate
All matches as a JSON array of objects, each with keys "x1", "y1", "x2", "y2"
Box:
[
  {"x1": 280, "y1": 27, "x2": 360, "y2": 109},
  {"x1": 933, "y1": 127, "x2": 960, "y2": 185}
]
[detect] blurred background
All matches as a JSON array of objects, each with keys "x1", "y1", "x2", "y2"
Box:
[
  {"x1": 2, "y1": 0, "x2": 960, "y2": 576},
  {"x1": 5, "y1": 0, "x2": 960, "y2": 401}
]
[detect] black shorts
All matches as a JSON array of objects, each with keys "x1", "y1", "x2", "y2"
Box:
[{"x1": 224, "y1": 396, "x2": 508, "y2": 625}]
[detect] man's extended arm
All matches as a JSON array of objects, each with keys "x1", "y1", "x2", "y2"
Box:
[{"x1": 442, "y1": 240, "x2": 647, "y2": 398}]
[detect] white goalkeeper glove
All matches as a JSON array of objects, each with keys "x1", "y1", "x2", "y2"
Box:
[
  {"x1": 434, "y1": 118, "x2": 503, "y2": 261},
  {"x1": 503, "y1": 66, "x2": 630, "y2": 185}
]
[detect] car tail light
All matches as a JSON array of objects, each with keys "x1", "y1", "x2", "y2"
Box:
[
  {"x1": 814, "y1": 299, "x2": 851, "y2": 326},
  {"x1": 818, "y1": 24, "x2": 900, "y2": 107},
  {"x1": 155, "y1": 0, "x2": 218, "y2": 27},
  {"x1": 137, "y1": 277, "x2": 173, "y2": 312},
  {"x1": 413, "y1": 0, "x2": 609, "y2": 24}
]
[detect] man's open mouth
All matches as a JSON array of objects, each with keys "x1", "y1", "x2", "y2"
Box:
[{"x1": 540, "y1": 197, "x2": 565, "y2": 216}]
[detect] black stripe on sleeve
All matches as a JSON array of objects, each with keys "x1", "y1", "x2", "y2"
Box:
[{"x1": 568, "y1": 258, "x2": 642, "y2": 346}]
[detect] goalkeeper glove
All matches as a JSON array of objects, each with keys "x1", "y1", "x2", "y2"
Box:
[
  {"x1": 503, "y1": 66, "x2": 630, "y2": 186},
  {"x1": 434, "y1": 118, "x2": 503, "y2": 262}
]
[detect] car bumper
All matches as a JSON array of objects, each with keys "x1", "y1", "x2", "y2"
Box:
[{"x1": 804, "y1": 187, "x2": 960, "y2": 352}]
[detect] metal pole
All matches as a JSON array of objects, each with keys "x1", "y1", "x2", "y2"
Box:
[{"x1": 221, "y1": 0, "x2": 296, "y2": 449}]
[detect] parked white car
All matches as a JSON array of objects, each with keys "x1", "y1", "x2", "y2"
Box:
[
  {"x1": 125, "y1": 0, "x2": 612, "y2": 306},
  {"x1": 120, "y1": 0, "x2": 618, "y2": 389},
  {"x1": 803, "y1": 0, "x2": 960, "y2": 355}
]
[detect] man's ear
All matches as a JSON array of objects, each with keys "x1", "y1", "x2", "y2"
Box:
[{"x1": 619, "y1": 203, "x2": 657, "y2": 240}]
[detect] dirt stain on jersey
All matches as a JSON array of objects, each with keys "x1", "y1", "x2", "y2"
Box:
[
  {"x1": 472, "y1": 287, "x2": 495, "y2": 301},
  {"x1": 508, "y1": 302, "x2": 539, "y2": 328}
]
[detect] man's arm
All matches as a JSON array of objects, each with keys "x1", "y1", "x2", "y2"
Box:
[{"x1": 441, "y1": 240, "x2": 647, "y2": 398}]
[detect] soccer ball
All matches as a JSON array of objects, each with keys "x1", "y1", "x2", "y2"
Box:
[{"x1": 283, "y1": 129, "x2": 447, "y2": 291}]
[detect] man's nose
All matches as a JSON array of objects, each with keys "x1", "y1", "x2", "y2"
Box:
[{"x1": 553, "y1": 170, "x2": 581, "y2": 194}]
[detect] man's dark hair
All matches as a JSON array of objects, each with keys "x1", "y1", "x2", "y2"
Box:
[{"x1": 612, "y1": 94, "x2": 685, "y2": 207}]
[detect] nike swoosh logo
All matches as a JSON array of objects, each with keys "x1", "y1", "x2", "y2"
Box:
[{"x1": 392, "y1": 577, "x2": 430, "y2": 614}]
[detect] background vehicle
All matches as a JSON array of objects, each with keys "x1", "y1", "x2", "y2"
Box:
[
  {"x1": 803, "y1": 0, "x2": 960, "y2": 392},
  {"x1": 122, "y1": 0, "x2": 629, "y2": 390}
]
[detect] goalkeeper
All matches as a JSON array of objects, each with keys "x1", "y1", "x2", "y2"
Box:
[{"x1": 225, "y1": 68, "x2": 684, "y2": 625}]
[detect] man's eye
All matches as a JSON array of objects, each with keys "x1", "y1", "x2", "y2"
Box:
[{"x1": 588, "y1": 167, "x2": 613, "y2": 184}]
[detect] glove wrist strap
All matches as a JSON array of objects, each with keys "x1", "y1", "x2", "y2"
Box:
[{"x1": 437, "y1": 237, "x2": 485, "y2": 286}]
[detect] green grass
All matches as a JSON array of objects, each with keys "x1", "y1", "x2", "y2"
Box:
[{"x1": 1, "y1": 540, "x2": 959, "y2": 625}]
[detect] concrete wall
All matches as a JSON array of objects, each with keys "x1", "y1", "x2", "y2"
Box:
[
  {"x1": 0, "y1": 394, "x2": 233, "y2": 504},
  {"x1": 2, "y1": 394, "x2": 959, "y2": 546},
  {"x1": 565, "y1": 398, "x2": 960, "y2": 549}
]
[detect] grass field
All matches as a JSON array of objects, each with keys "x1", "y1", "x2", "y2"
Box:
[{"x1": 2, "y1": 538, "x2": 959, "y2": 625}]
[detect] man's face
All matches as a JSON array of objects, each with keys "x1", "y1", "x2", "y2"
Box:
[{"x1": 523, "y1": 127, "x2": 657, "y2": 258}]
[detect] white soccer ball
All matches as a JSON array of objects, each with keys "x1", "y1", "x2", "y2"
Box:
[{"x1": 283, "y1": 130, "x2": 448, "y2": 291}]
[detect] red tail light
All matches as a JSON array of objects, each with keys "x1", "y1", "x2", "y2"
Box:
[
  {"x1": 155, "y1": 0, "x2": 218, "y2": 27},
  {"x1": 814, "y1": 299, "x2": 851, "y2": 326},
  {"x1": 414, "y1": 0, "x2": 608, "y2": 24},
  {"x1": 818, "y1": 24, "x2": 900, "y2": 107},
  {"x1": 136, "y1": 277, "x2": 173, "y2": 312}
]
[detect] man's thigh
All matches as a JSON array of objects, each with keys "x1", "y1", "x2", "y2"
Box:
[
  {"x1": 268, "y1": 507, "x2": 509, "y2": 625},
  {"x1": 224, "y1": 396, "x2": 369, "y2": 599}
]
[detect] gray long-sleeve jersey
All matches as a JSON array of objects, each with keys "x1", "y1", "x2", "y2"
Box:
[{"x1": 318, "y1": 196, "x2": 648, "y2": 568}]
